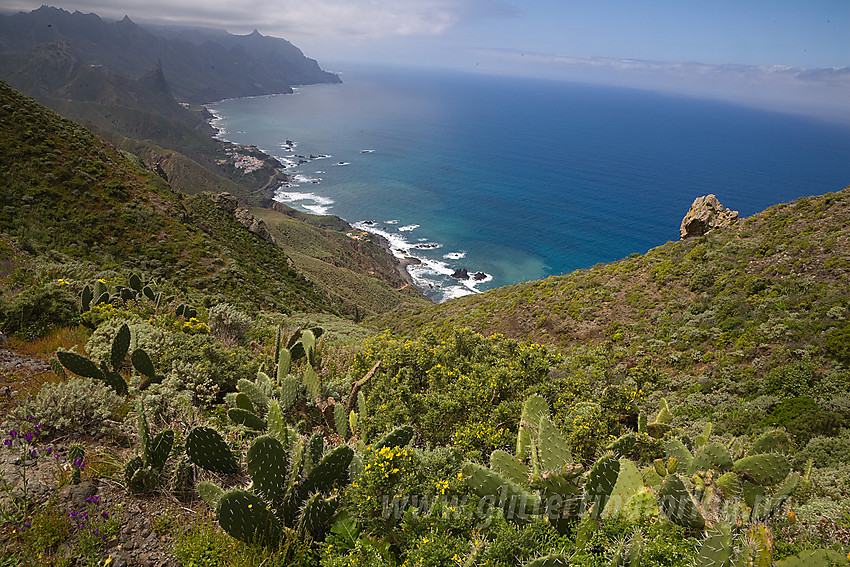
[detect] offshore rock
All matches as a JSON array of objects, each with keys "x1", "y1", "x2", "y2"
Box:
[{"x1": 680, "y1": 194, "x2": 739, "y2": 239}]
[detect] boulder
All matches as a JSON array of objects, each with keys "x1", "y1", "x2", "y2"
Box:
[
  {"x1": 213, "y1": 192, "x2": 238, "y2": 212},
  {"x1": 680, "y1": 194, "x2": 738, "y2": 239},
  {"x1": 235, "y1": 208, "x2": 275, "y2": 244}
]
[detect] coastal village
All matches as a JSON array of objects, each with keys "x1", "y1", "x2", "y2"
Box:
[{"x1": 217, "y1": 145, "x2": 267, "y2": 174}]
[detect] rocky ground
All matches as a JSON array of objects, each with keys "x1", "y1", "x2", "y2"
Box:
[{"x1": 0, "y1": 335, "x2": 188, "y2": 566}]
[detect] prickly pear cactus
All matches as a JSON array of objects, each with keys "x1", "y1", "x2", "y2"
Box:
[
  {"x1": 279, "y1": 375, "x2": 299, "y2": 410},
  {"x1": 228, "y1": 407, "x2": 267, "y2": 431},
  {"x1": 690, "y1": 441, "x2": 734, "y2": 474},
  {"x1": 733, "y1": 453, "x2": 790, "y2": 486},
  {"x1": 217, "y1": 489, "x2": 282, "y2": 546},
  {"x1": 186, "y1": 426, "x2": 240, "y2": 474},
  {"x1": 516, "y1": 394, "x2": 549, "y2": 461},
  {"x1": 238, "y1": 378, "x2": 269, "y2": 414},
  {"x1": 463, "y1": 461, "x2": 541, "y2": 516},
  {"x1": 301, "y1": 365, "x2": 322, "y2": 400},
  {"x1": 695, "y1": 523, "x2": 733, "y2": 567},
  {"x1": 538, "y1": 415, "x2": 572, "y2": 471},
  {"x1": 334, "y1": 402, "x2": 349, "y2": 438},
  {"x1": 585, "y1": 454, "x2": 620, "y2": 520},
  {"x1": 197, "y1": 481, "x2": 225, "y2": 509},
  {"x1": 172, "y1": 454, "x2": 195, "y2": 503},
  {"x1": 373, "y1": 425, "x2": 415, "y2": 450},
  {"x1": 523, "y1": 554, "x2": 570, "y2": 567},
  {"x1": 246, "y1": 435, "x2": 289, "y2": 504},
  {"x1": 657, "y1": 473, "x2": 706, "y2": 530},
  {"x1": 491, "y1": 449, "x2": 531, "y2": 485},
  {"x1": 111, "y1": 323, "x2": 130, "y2": 371},
  {"x1": 267, "y1": 399, "x2": 287, "y2": 441}
]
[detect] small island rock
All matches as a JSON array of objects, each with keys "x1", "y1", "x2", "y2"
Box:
[{"x1": 680, "y1": 194, "x2": 738, "y2": 239}]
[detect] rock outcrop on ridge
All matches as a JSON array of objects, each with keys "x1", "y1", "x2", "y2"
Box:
[{"x1": 680, "y1": 194, "x2": 739, "y2": 239}]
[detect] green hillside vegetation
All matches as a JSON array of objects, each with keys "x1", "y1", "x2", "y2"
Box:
[
  {"x1": 250, "y1": 206, "x2": 430, "y2": 319},
  {"x1": 1, "y1": 83, "x2": 849, "y2": 566},
  {"x1": 372, "y1": 188, "x2": 850, "y2": 439}
]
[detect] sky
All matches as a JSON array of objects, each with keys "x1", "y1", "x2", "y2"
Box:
[{"x1": 4, "y1": 1, "x2": 850, "y2": 120}]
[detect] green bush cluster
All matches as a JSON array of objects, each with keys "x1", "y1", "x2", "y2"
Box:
[{"x1": 12, "y1": 377, "x2": 124, "y2": 435}]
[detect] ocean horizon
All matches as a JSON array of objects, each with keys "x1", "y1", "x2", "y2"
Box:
[{"x1": 207, "y1": 66, "x2": 850, "y2": 302}]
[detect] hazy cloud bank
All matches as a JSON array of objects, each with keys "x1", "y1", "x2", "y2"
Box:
[
  {"x1": 2, "y1": 0, "x2": 515, "y2": 38},
  {"x1": 471, "y1": 49, "x2": 850, "y2": 124}
]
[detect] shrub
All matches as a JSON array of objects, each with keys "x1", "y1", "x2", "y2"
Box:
[
  {"x1": 761, "y1": 397, "x2": 846, "y2": 445},
  {"x1": 792, "y1": 433, "x2": 850, "y2": 469},
  {"x1": 1, "y1": 281, "x2": 78, "y2": 338},
  {"x1": 824, "y1": 323, "x2": 850, "y2": 364},
  {"x1": 13, "y1": 377, "x2": 124, "y2": 436},
  {"x1": 208, "y1": 303, "x2": 252, "y2": 347},
  {"x1": 762, "y1": 361, "x2": 818, "y2": 399},
  {"x1": 86, "y1": 317, "x2": 169, "y2": 367}
]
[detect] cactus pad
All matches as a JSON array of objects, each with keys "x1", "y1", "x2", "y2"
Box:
[
  {"x1": 217, "y1": 489, "x2": 281, "y2": 545},
  {"x1": 374, "y1": 425, "x2": 415, "y2": 450},
  {"x1": 131, "y1": 348, "x2": 156, "y2": 379},
  {"x1": 523, "y1": 554, "x2": 570, "y2": 566},
  {"x1": 751, "y1": 430, "x2": 791, "y2": 455},
  {"x1": 334, "y1": 402, "x2": 349, "y2": 438},
  {"x1": 247, "y1": 435, "x2": 289, "y2": 504},
  {"x1": 657, "y1": 474, "x2": 705, "y2": 530},
  {"x1": 111, "y1": 323, "x2": 130, "y2": 371},
  {"x1": 228, "y1": 408, "x2": 267, "y2": 431},
  {"x1": 267, "y1": 399, "x2": 287, "y2": 442},
  {"x1": 538, "y1": 415, "x2": 572, "y2": 471},
  {"x1": 186, "y1": 426, "x2": 240, "y2": 473},
  {"x1": 279, "y1": 375, "x2": 299, "y2": 410},
  {"x1": 57, "y1": 350, "x2": 104, "y2": 380},
  {"x1": 585, "y1": 454, "x2": 620, "y2": 520},
  {"x1": 491, "y1": 449, "x2": 531, "y2": 485},
  {"x1": 690, "y1": 441, "x2": 733, "y2": 474},
  {"x1": 734, "y1": 453, "x2": 790, "y2": 486},
  {"x1": 197, "y1": 481, "x2": 225, "y2": 509},
  {"x1": 238, "y1": 378, "x2": 270, "y2": 414},
  {"x1": 664, "y1": 438, "x2": 693, "y2": 472},
  {"x1": 516, "y1": 394, "x2": 549, "y2": 461},
  {"x1": 463, "y1": 461, "x2": 541, "y2": 516},
  {"x1": 695, "y1": 523, "x2": 733, "y2": 567},
  {"x1": 147, "y1": 429, "x2": 174, "y2": 473},
  {"x1": 297, "y1": 492, "x2": 337, "y2": 539}
]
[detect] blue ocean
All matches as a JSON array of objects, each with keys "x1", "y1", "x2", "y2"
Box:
[{"x1": 207, "y1": 66, "x2": 850, "y2": 302}]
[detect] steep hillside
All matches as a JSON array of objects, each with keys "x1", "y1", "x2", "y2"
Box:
[
  {"x1": 0, "y1": 80, "x2": 327, "y2": 316},
  {"x1": 250, "y1": 206, "x2": 430, "y2": 318},
  {"x1": 0, "y1": 6, "x2": 340, "y2": 103},
  {"x1": 373, "y1": 188, "x2": 850, "y2": 433}
]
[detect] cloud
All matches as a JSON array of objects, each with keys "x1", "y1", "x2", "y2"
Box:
[
  {"x1": 3, "y1": 0, "x2": 514, "y2": 39},
  {"x1": 468, "y1": 49, "x2": 850, "y2": 124}
]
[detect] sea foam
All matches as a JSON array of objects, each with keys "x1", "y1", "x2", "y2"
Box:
[{"x1": 275, "y1": 191, "x2": 335, "y2": 215}]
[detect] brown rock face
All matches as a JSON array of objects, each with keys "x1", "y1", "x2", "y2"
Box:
[
  {"x1": 680, "y1": 194, "x2": 739, "y2": 239},
  {"x1": 235, "y1": 208, "x2": 275, "y2": 243}
]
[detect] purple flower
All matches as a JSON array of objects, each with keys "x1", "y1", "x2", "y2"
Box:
[
  {"x1": 8, "y1": 430, "x2": 17, "y2": 438},
  {"x1": 69, "y1": 511, "x2": 78, "y2": 519},
  {"x1": 2, "y1": 439, "x2": 11, "y2": 447},
  {"x1": 101, "y1": 511, "x2": 109, "y2": 519},
  {"x1": 23, "y1": 432, "x2": 34, "y2": 442},
  {"x1": 28, "y1": 449, "x2": 37, "y2": 458},
  {"x1": 92, "y1": 528, "x2": 100, "y2": 535},
  {"x1": 46, "y1": 447, "x2": 53, "y2": 455},
  {"x1": 26, "y1": 416, "x2": 34, "y2": 421}
]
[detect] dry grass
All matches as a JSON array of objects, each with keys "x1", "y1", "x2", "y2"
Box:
[{"x1": 9, "y1": 325, "x2": 92, "y2": 360}]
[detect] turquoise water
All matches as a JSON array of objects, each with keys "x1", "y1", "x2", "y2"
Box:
[{"x1": 207, "y1": 66, "x2": 850, "y2": 302}]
